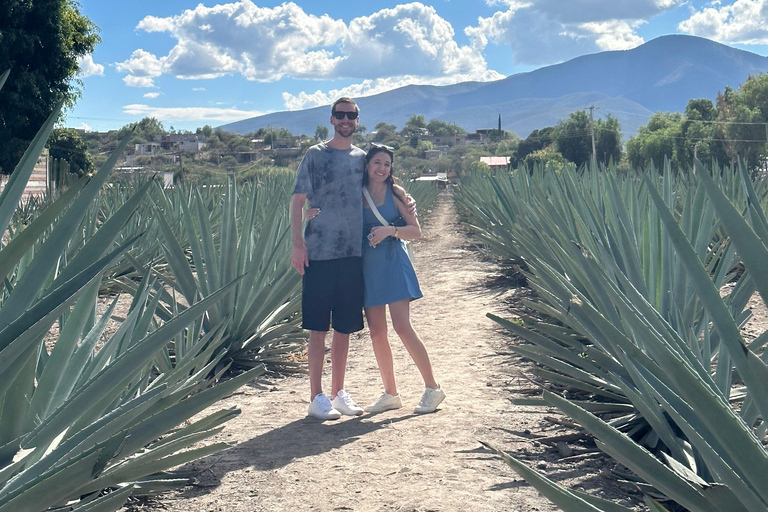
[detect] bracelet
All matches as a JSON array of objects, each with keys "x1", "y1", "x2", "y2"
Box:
[{"x1": 393, "y1": 226, "x2": 398, "y2": 238}]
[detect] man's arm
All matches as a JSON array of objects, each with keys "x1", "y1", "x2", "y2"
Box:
[
  {"x1": 392, "y1": 184, "x2": 416, "y2": 215},
  {"x1": 290, "y1": 193, "x2": 309, "y2": 275}
]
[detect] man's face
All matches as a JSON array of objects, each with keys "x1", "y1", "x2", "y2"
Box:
[{"x1": 331, "y1": 103, "x2": 358, "y2": 138}]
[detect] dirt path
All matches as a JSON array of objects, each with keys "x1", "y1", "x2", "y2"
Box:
[{"x1": 136, "y1": 190, "x2": 566, "y2": 512}]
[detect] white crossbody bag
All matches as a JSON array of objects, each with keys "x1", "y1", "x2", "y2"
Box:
[{"x1": 363, "y1": 187, "x2": 415, "y2": 264}]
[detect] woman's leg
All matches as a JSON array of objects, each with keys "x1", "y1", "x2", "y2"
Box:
[
  {"x1": 388, "y1": 300, "x2": 438, "y2": 389},
  {"x1": 365, "y1": 305, "x2": 398, "y2": 395}
]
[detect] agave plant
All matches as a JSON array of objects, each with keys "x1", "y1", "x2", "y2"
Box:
[
  {"x1": 0, "y1": 71, "x2": 262, "y2": 511},
  {"x1": 459, "y1": 160, "x2": 768, "y2": 510},
  {"x1": 148, "y1": 174, "x2": 306, "y2": 373}
]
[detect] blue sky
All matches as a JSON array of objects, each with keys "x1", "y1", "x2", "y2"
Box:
[{"x1": 67, "y1": 0, "x2": 768, "y2": 133}]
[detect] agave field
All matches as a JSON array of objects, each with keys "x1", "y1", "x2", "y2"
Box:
[
  {"x1": 0, "y1": 68, "x2": 314, "y2": 511},
  {"x1": 456, "y1": 160, "x2": 768, "y2": 511}
]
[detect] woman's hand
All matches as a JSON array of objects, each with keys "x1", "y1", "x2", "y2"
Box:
[
  {"x1": 305, "y1": 207, "x2": 321, "y2": 221},
  {"x1": 367, "y1": 225, "x2": 396, "y2": 247}
]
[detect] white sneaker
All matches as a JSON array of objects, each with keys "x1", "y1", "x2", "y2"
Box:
[
  {"x1": 308, "y1": 393, "x2": 341, "y2": 420},
  {"x1": 331, "y1": 389, "x2": 364, "y2": 416},
  {"x1": 365, "y1": 392, "x2": 403, "y2": 413},
  {"x1": 414, "y1": 385, "x2": 445, "y2": 414}
]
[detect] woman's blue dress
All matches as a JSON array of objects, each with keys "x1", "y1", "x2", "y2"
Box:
[{"x1": 362, "y1": 187, "x2": 423, "y2": 308}]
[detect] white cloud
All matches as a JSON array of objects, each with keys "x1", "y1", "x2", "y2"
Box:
[
  {"x1": 124, "y1": 1, "x2": 497, "y2": 86},
  {"x1": 282, "y1": 70, "x2": 504, "y2": 111},
  {"x1": 143, "y1": 92, "x2": 161, "y2": 98},
  {"x1": 123, "y1": 75, "x2": 157, "y2": 88},
  {"x1": 192, "y1": 87, "x2": 207, "y2": 91},
  {"x1": 678, "y1": 0, "x2": 768, "y2": 44},
  {"x1": 77, "y1": 55, "x2": 104, "y2": 77},
  {"x1": 78, "y1": 122, "x2": 92, "y2": 132},
  {"x1": 469, "y1": 0, "x2": 682, "y2": 65},
  {"x1": 337, "y1": 3, "x2": 490, "y2": 79},
  {"x1": 135, "y1": 1, "x2": 345, "y2": 81},
  {"x1": 123, "y1": 104, "x2": 264, "y2": 122},
  {"x1": 116, "y1": 49, "x2": 163, "y2": 87}
]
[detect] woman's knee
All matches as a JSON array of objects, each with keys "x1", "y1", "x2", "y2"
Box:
[{"x1": 391, "y1": 318, "x2": 414, "y2": 337}]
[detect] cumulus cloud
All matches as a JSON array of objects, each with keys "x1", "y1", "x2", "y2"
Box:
[
  {"x1": 143, "y1": 92, "x2": 161, "y2": 98},
  {"x1": 77, "y1": 55, "x2": 104, "y2": 77},
  {"x1": 282, "y1": 70, "x2": 504, "y2": 111},
  {"x1": 120, "y1": 1, "x2": 497, "y2": 86},
  {"x1": 116, "y1": 49, "x2": 163, "y2": 87},
  {"x1": 678, "y1": 0, "x2": 768, "y2": 44},
  {"x1": 123, "y1": 104, "x2": 264, "y2": 122},
  {"x1": 467, "y1": 0, "x2": 681, "y2": 65}
]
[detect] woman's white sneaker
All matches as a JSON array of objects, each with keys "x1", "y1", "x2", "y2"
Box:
[
  {"x1": 364, "y1": 392, "x2": 403, "y2": 413},
  {"x1": 331, "y1": 389, "x2": 364, "y2": 416},
  {"x1": 308, "y1": 393, "x2": 341, "y2": 420},
  {"x1": 414, "y1": 385, "x2": 445, "y2": 414}
]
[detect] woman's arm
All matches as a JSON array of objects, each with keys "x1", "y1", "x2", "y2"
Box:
[{"x1": 366, "y1": 192, "x2": 422, "y2": 248}]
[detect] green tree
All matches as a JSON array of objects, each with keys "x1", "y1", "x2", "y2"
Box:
[
  {"x1": 314, "y1": 124, "x2": 329, "y2": 141},
  {"x1": 426, "y1": 119, "x2": 465, "y2": 136},
  {"x1": 594, "y1": 114, "x2": 623, "y2": 166},
  {"x1": 554, "y1": 110, "x2": 593, "y2": 167},
  {"x1": 197, "y1": 124, "x2": 214, "y2": 138},
  {"x1": 717, "y1": 77, "x2": 768, "y2": 168},
  {"x1": 515, "y1": 127, "x2": 554, "y2": 166},
  {"x1": 47, "y1": 127, "x2": 94, "y2": 175},
  {"x1": 523, "y1": 144, "x2": 566, "y2": 171},
  {"x1": 626, "y1": 112, "x2": 682, "y2": 171},
  {"x1": 120, "y1": 117, "x2": 166, "y2": 144},
  {"x1": 0, "y1": 0, "x2": 100, "y2": 173}
]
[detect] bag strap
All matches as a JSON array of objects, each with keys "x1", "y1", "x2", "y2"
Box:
[{"x1": 363, "y1": 187, "x2": 389, "y2": 227}]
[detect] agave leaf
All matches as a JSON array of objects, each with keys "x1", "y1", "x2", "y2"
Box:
[
  {"x1": 644, "y1": 173, "x2": 768, "y2": 425},
  {"x1": 68, "y1": 486, "x2": 133, "y2": 512},
  {"x1": 481, "y1": 441, "x2": 628, "y2": 512},
  {"x1": 0, "y1": 176, "x2": 88, "y2": 282},
  {"x1": 542, "y1": 391, "x2": 722, "y2": 512},
  {"x1": 0, "y1": 101, "x2": 63, "y2": 237}
]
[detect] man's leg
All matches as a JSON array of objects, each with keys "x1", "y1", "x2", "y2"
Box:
[
  {"x1": 330, "y1": 330, "x2": 350, "y2": 398},
  {"x1": 308, "y1": 330, "x2": 327, "y2": 400}
]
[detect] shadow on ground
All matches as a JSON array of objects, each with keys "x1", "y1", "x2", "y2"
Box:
[{"x1": 174, "y1": 412, "x2": 418, "y2": 498}]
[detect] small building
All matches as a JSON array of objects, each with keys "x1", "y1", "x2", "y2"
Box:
[
  {"x1": 415, "y1": 171, "x2": 449, "y2": 189},
  {"x1": 134, "y1": 143, "x2": 162, "y2": 155},
  {"x1": 479, "y1": 156, "x2": 511, "y2": 171},
  {"x1": 423, "y1": 134, "x2": 466, "y2": 147}
]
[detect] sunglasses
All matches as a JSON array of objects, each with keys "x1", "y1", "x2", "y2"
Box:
[{"x1": 333, "y1": 111, "x2": 358, "y2": 120}]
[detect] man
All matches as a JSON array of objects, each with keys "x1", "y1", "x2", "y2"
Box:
[{"x1": 291, "y1": 97, "x2": 368, "y2": 420}]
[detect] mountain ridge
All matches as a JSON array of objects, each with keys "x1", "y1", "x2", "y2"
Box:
[{"x1": 221, "y1": 35, "x2": 768, "y2": 139}]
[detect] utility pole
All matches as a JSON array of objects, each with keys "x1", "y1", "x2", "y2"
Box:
[{"x1": 586, "y1": 105, "x2": 597, "y2": 160}]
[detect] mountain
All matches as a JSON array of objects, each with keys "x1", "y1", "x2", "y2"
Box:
[{"x1": 220, "y1": 35, "x2": 768, "y2": 139}]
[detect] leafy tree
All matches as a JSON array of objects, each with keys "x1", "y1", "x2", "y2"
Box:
[
  {"x1": 0, "y1": 0, "x2": 100, "y2": 173},
  {"x1": 119, "y1": 117, "x2": 166, "y2": 144},
  {"x1": 371, "y1": 122, "x2": 400, "y2": 145},
  {"x1": 47, "y1": 127, "x2": 94, "y2": 175},
  {"x1": 197, "y1": 124, "x2": 214, "y2": 138},
  {"x1": 554, "y1": 110, "x2": 593, "y2": 167},
  {"x1": 594, "y1": 114, "x2": 622, "y2": 166},
  {"x1": 515, "y1": 127, "x2": 554, "y2": 166},
  {"x1": 523, "y1": 144, "x2": 566, "y2": 171},
  {"x1": 717, "y1": 78, "x2": 768, "y2": 168},
  {"x1": 314, "y1": 124, "x2": 329, "y2": 141},
  {"x1": 403, "y1": 114, "x2": 427, "y2": 138},
  {"x1": 626, "y1": 112, "x2": 682, "y2": 170},
  {"x1": 426, "y1": 119, "x2": 465, "y2": 136}
]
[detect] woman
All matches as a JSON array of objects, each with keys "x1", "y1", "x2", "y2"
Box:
[{"x1": 359, "y1": 143, "x2": 445, "y2": 414}]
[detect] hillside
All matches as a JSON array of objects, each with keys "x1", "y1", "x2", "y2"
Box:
[{"x1": 220, "y1": 35, "x2": 768, "y2": 139}]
